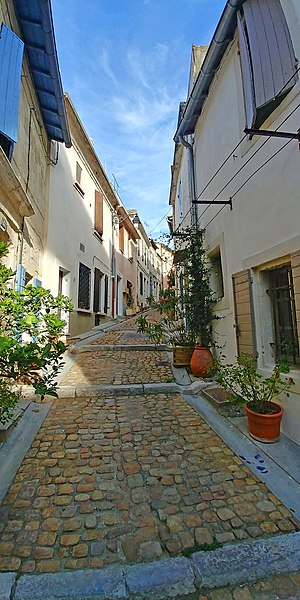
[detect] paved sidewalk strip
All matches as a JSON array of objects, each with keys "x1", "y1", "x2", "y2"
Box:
[{"x1": 0, "y1": 392, "x2": 297, "y2": 575}]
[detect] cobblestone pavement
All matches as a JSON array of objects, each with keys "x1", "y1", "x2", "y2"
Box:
[
  {"x1": 0, "y1": 392, "x2": 297, "y2": 574},
  {"x1": 198, "y1": 571, "x2": 300, "y2": 599},
  {"x1": 61, "y1": 349, "x2": 173, "y2": 386},
  {"x1": 90, "y1": 330, "x2": 155, "y2": 345}
]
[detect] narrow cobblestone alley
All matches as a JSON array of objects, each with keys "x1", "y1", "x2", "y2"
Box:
[{"x1": 0, "y1": 312, "x2": 299, "y2": 597}]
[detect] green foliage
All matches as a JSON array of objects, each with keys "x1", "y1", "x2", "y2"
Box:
[
  {"x1": 214, "y1": 353, "x2": 294, "y2": 414},
  {"x1": 0, "y1": 378, "x2": 19, "y2": 425},
  {"x1": 0, "y1": 244, "x2": 73, "y2": 405},
  {"x1": 174, "y1": 227, "x2": 218, "y2": 347}
]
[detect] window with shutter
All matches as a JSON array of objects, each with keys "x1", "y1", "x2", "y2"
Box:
[
  {"x1": 232, "y1": 270, "x2": 256, "y2": 356},
  {"x1": 238, "y1": 0, "x2": 298, "y2": 129},
  {"x1": 78, "y1": 262, "x2": 91, "y2": 310},
  {"x1": 94, "y1": 190, "x2": 103, "y2": 237}
]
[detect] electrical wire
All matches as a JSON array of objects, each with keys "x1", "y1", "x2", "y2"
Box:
[
  {"x1": 172, "y1": 133, "x2": 247, "y2": 236},
  {"x1": 204, "y1": 137, "x2": 293, "y2": 229},
  {"x1": 147, "y1": 209, "x2": 173, "y2": 236},
  {"x1": 194, "y1": 99, "x2": 300, "y2": 228},
  {"x1": 172, "y1": 66, "x2": 300, "y2": 236}
]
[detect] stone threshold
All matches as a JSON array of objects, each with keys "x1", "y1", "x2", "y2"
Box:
[{"x1": 1, "y1": 532, "x2": 300, "y2": 599}]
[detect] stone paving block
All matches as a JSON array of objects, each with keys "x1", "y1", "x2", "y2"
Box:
[
  {"x1": 14, "y1": 566, "x2": 127, "y2": 599},
  {"x1": 192, "y1": 532, "x2": 300, "y2": 588},
  {"x1": 125, "y1": 556, "x2": 196, "y2": 599},
  {"x1": 0, "y1": 572, "x2": 17, "y2": 600}
]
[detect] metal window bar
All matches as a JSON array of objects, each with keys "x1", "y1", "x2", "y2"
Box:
[
  {"x1": 267, "y1": 266, "x2": 299, "y2": 364},
  {"x1": 78, "y1": 263, "x2": 91, "y2": 310}
]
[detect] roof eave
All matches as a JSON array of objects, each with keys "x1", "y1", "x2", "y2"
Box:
[
  {"x1": 14, "y1": 0, "x2": 71, "y2": 148},
  {"x1": 174, "y1": 0, "x2": 243, "y2": 142}
]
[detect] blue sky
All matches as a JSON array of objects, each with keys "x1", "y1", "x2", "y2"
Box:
[{"x1": 52, "y1": 0, "x2": 225, "y2": 237}]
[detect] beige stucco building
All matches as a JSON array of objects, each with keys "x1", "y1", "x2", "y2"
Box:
[{"x1": 171, "y1": 0, "x2": 300, "y2": 444}]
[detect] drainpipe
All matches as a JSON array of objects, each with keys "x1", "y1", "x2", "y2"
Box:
[
  {"x1": 111, "y1": 211, "x2": 116, "y2": 319},
  {"x1": 178, "y1": 135, "x2": 198, "y2": 229}
]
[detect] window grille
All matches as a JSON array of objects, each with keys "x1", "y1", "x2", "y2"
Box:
[
  {"x1": 267, "y1": 265, "x2": 299, "y2": 364},
  {"x1": 78, "y1": 263, "x2": 91, "y2": 310}
]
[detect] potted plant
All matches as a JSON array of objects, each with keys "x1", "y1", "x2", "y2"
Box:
[
  {"x1": 0, "y1": 242, "x2": 73, "y2": 415},
  {"x1": 126, "y1": 287, "x2": 136, "y2": 316},
  {"x1": 214, "y1": 353, "x2": 294, "y2": 442},
  {"x1": 174, "y1": 227, "x2": 218, "y2": 377},
  {"x1": 137, "y1": 314, "x2": 195, "y2": 366}
]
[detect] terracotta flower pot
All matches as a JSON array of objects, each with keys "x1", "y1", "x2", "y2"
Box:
[
  {"x1": 190, "y1": 346, "x2": 214, "y2": 378},
  {"x1": 244, "y1": 402, "x2": 284, "y2": 443}
]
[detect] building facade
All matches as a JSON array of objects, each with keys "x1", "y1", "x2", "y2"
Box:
[
  {"x1": 171, "y1": 0, "x2": 300, "y2": 444},
  {"x1": 0, "y1": 0, "x2": 70, "y2": 290},
  {"x1": 45, "y1": 95, "x2": 139, "y2": 336}
]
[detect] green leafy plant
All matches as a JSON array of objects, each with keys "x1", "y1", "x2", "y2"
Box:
[
  {"x1": 0, "y1": 243, "x2": 73, "y2": 413},
  {"x1": 137, "y1": 313, "x2": 195, "y2": 347},
  {"x1": 214, "y1": 353, "x2": 294, "y2": 415},
  {"x1": 0, "y1": 378, "x2": 20, "y2": 425},
  {"x1": 174, "y1": 227, "x2": 218, "y2": 347}
]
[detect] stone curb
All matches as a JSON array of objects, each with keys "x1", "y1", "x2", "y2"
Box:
[
  {"x1": 53, "y1": 380, "x2": 209, "y2": 398},
  {"x1": 2, "y1": 532, "x2": 300, "y2": 599},
  {"x1": 0, "y1": 572, "x2": 16, "y2": 600},
  {"x1": 72, "y1": 343, "x2": 170, "y2": 353}
]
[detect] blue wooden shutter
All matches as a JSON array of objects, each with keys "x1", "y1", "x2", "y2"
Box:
[
  {"x1": 0, "y1": 23, "x2": 24, "y2": 142},
  {"x1": 16, "y1": 264, "x2": 25, "y2": 291},
  {"x1": 243, "y1": 0, "x2": 298, "y2": 109},
  {"x1": 33, "y1": 278, "x2": 42, "y2": 288}
]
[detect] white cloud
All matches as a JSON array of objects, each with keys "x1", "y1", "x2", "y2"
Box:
[
  {"x1": 99, "y1": 48, "x2": 118, "y2": 85},
  {"x1": 64, "y1": 39, "x2": 186, "y2": 228}
]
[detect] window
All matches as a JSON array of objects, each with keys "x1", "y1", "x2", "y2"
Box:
[
  {"x1": 78, "y1": 262, "x2": 91, "y2": 310},
  {"x1": 75, "y1": 161, "x2": 84, "y2": 195},
  {"x1": 139, "y1": 272, "x2": 143, "y2": 296},
  {"x1": 178, "y1": 180, "x2": 183, "y2": 224},
  {"x1": 94, "y1": 190, "x2": 103, "y2": 238},
  {"x1": 210, "y1": 249, "x2": 224, "y2": 300},
  {"x1": 104, "y1": 274, "x2": 109, "y2": 314},
  {"x1": 93, "y1": 268, "x2": 103, "y2": 313},
  {"x1": 267, "y1": 265, "x2": 299, "y2": 364},
  {"x1": 237, "y1": 0, "x2": 298, "y2": 129}
]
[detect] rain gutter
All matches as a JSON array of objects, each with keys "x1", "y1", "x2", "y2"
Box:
[{"x1": 174, "y1": 0, "x2": 243, "y2": 142}]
